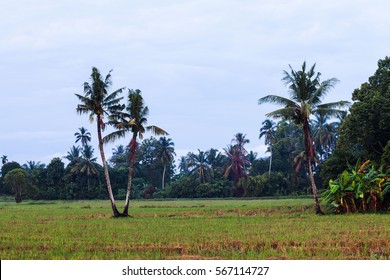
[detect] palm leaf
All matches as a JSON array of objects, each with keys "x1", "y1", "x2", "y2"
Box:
[
  {"x1": 258, "y1": 95, "x2": 298, "y2": 107},
  {"x1": 265, "y1": 107, "x2": 299, "y2": 119},
  {"x1": 102, "y1": 129, "x2": 127, "y2": 144},
  {"x1": 309, "y1": 78, "x2": 339, "y2": 106},
  {"x1": 146, "y1": 125, "x2": 169, "y2": 136}
]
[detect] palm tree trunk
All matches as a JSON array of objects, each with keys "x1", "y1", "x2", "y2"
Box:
[
  {"x1": 303, "y1": 119, "x2": 324, "y2": 215},
  {"x1": 97, "y1": 115, "x2": 121, "y2": 217},
  {"x1": 123, "y1": 135, "x2": 137, "y2": 216},
  {"x1": 87, "y1": 175, "x2": 91, "y2": 192},
  {"x1": 268, "y1": 146, "x2": 272, "y2": 180},
  {"x1": 307, "y1": 160, "x2": 323, "y2": 214},
  {"x1": 162, "y1": 164, "x2": 166, "y2": 189}
]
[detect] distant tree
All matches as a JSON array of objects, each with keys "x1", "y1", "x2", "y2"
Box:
[
  {"x1": 109, "y1": 145, "x2": 128, "y2": 168},
  {"x1": 188, "y1": 150, "x2": 213, "y2": 184},
  {"x1": 155, "y1": 137, "x2": 175, "y2": 189},
  {"x1": 311, "y1": 113, "x2": 339, "y2": 161},
  {"x1": 4, "y1": 168, "x2": 32, "y2": 203},
  {"x1": 74, "y1": 127, "x2": 91, "y2": 147},
  {"x1": 104, "y1": 89, "x2": 168, "y2": 216},
  {"x1": 259, "y1": 119, "x2": 277, "y2": 179},
  {"x1": 64, "y1": 146, "x2": 81, "y2": 165},
  {"x1": 178, "y1": 156, "x2": 189, "y2": 175},
  {"x1": 258, "y1": 62, "x2": 350, "y2": 214},
  {"x1": 207, "y1": 148, "x2": 226, "y2": 179},
  {"x1": 72, "y1": 144, "x2": 99, "y2": 192},
  {"x1": 75, "y1": 67, "x2": 124, "y2": 217},
  {"x1": 224, "y1": 144, "x2": 250, "y2": 186},
  {"x1": 1, "y1": 161, "x2": 22, "y2": 180},
  {"x1": 22, "y1": 161, "x2": 45, "y2": 172},
  {"x1": 1, "y1": 155, "x2": 8, "y2": 165},
  {"x1": 246, "y1": 151, "x2": 258, "y2": 176},
  {"x1": 1, "y1": 161, "x2": 22, "y2": 195},
  {"x1": 45, "y1": 157, "x2": 65, "y2": 199}
]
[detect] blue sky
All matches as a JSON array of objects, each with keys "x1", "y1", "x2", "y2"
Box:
[{"x1": 1, "y1": 0, "x2": 389, "y2": 166}]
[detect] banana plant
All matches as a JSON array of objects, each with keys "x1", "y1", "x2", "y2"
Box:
[{"x1": 322, "y1": 160, "x2": 390, "y2": 213}]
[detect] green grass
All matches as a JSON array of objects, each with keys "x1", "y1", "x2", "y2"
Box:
[{"x1": 0, "y1": 198, "x2": 389, "y2": 260}]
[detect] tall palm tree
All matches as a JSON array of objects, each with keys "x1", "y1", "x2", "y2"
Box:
[
  {"x1": 258, "y1": 62, "x2": 350, "y2": 214},
  {"x1": 156, "y1": 137, "x2": 175, "y2": 189},
  {"x1": 74, "y1": 127, "x2": 91, "y2": 147},
  {"x1": 104, "y1": 89, "x2": 168, "y2": 216},
  {"x1": 259, "y1": 119, "x2": 276, "y2": 179},
  {"x1": 75, "y1": 67, "x2": 124, "y2": 217}
]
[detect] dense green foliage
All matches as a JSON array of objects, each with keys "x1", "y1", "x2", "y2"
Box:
[{"x1": 321, "y1": 57, "x2": 390, "y2": 184}]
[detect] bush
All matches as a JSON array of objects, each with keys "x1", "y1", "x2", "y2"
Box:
[{"x1": 195, "y1": 181, "x2": 229, "y2": 198}]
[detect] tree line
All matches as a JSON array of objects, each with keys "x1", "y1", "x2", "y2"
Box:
[{"x1": 1, "y1": 57, "x2": 389, "y2": 215}]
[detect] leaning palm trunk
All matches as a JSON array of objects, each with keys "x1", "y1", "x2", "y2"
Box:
[
  {"x1": 123, "y1": 135, "x2": 137, "y2": 216},
  {"x1": 97, "y1": 116, "x2": 121, "y2": 217},
  {"x1": 303, "y1": 120, "x2": 323, "y2": 214},
  {"x1": 162, "y1": 164, "x2": 166, "y2": 189},
  {"x1": 268, "y1": 146, "x2": 272, "y2": 179}
]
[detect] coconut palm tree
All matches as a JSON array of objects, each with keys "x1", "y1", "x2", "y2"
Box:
[
  {"x1": 258, "y1": 62, "x2": 350, "y2": 214},
  {"x1": 259, "y1": 119, "x2": 277, "y2": 179},
  {"x1": 178, "y1": 156, "x2": 189, "y2": 175},
  {"x1": 74, "y1": 127, "x2": 91, "y2": 147},
  {"x1": 224, "y1": 144, "x2": 250, "y2": 185},
  {"x1": 104, "y1": 89, "x2": 168, "y2": 216},
  {"x1": 156, "y1": 137, "x2": 175, "y2": 189},
  {"x1": 22, "y1": 161, "x2": 45, "y2": 172},
  {"x1": 110, "y1": 144, "x2": 128, "y2": 168},
  {"x1": 75, "y1": 67, "x2": 124, "y2": 217},
  {"x1": 187, "y1": 150, "x2": 213, "y2": 184},
  {"x1": 207, "y1": 148, "x2": 226, "y2": 178},
  {"x1": 72, "y1": 144, "x2": 99, "y2": 192},
  {"x1": 312, "y1": 112, "x2": 339, "y2": 161},
  {"x1": 64, "y1": 146, "x2": 81, "y2": 165}
]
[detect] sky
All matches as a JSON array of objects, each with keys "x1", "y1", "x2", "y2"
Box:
[{"x1": 0, "y1": 0, "x2": 389, "y2": 166}]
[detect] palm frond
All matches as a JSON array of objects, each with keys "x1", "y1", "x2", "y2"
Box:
[
  {"x1": 83, "y1": 82, "x2": 92, "y2": 96},
  {"x1": 104, "y1": 69, "x2": 113, "y2": 86},
  {"x1": 146, "y1": 125, "x2": 169, "y2": 136},
  {"x1": 313, "y1": 108, "x2": 348, "y2": 118},
  {"x1": 258, "y1": 95, "x2": 298, "y2": 107},
  {"x1": 309, "y1": 78, "x2": 339, "y2": 105},
  {"x1": 265, "y1": 107, "x2": 298, "y2": 119},
  {"x1": 102, "y1": 129, "x2": 127, "y2": 144},
  {"x1": 316, "y1": 101, "x2": 351, "y2": 110}
]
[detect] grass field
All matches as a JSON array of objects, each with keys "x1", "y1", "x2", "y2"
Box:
[{"x1": 0, "y1": 197, "x2": 389, "y2": 260}]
